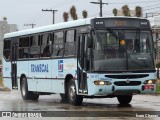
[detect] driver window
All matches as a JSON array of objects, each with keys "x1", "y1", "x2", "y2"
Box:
[{"x1": 140, "y1": 32, "x2": 150, "y2": 53}]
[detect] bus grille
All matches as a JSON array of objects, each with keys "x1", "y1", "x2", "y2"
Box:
[
  {"x1": 105, "y1": 74, "x2": 149, "y2": 79},
  {"x1": 114, "y1": 81, "x2": 141, "y2": 86}
]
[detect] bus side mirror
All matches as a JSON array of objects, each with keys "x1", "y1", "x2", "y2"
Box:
[{"x1": 87, "y1": 37, "x2": 93, "y2": 48}]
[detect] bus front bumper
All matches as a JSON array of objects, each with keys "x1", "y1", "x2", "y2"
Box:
[{"x1": 88, "y1": 84, "x2": 156, "y2": 96}]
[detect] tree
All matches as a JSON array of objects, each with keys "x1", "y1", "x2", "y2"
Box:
[
  {"x1": 70, "y1": 5, "x2": 78, "y2": 20},
  {"x1": 63, "y1": 12, "x2": 69, "y2": 22},
  {"x1": 135, "y1": 6, "x2": 142, "y2": 17},
  {"x1": 82, "y1": 10, "x2": 88, "y2": 18},
  {"x1": 112, "y1": 8, "x2": 118, "y2": 16},
  {"x1": 122, "y1": 5, "x2": 130, "y2": 16},
  {"x1": 3, "y1": 17, "x2": 7, "y2": 21}
]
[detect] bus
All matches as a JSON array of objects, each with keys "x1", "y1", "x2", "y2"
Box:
[{"x1": 3, "y1": 17, "x2": 156, "y2": 105}]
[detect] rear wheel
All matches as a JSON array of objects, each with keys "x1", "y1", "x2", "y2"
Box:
[
  {"x1": 21, "y1": 76, "x2": 39, "y2": 100},
  {"x1": 67, "y1": 79, "x2": 83, "y2": 106},
  {"x1": 117, "y1": 95, "x2": 132, "y2": 105}
]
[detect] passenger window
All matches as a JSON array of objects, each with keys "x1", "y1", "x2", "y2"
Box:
[
  {"x1": 64, "y1": 30, "x2": 75, "y2": 56},
  {"x1": 19, "y1": 37, "x2": 29, "y2": 59},
  {"x1": 3, "y1": 40, "x2": 11, "y2": 61},
  {"x1": 41, "y1": 33, "x2": 52, "y2": 57},
  {"x1": 29, "y1": 35, "x2": 41, "y2": 58},
  {"x1": 52, "y1": 32, "x2": 64, "y2": 57}
]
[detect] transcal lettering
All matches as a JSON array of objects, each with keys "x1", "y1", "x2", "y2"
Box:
[{"x1": 31, "y1": 64, "x2": 49, "y2": 73}]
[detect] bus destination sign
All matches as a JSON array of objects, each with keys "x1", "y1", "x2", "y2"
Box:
[
  {"x1": 115, "y1": 20, "x2": 126, "y2": 26},
  {"x1": 91, "y1": 18, "x2": 150, "y2": 29}
]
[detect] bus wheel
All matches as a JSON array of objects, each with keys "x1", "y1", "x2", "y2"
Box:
[
  {"x1": 67, "y1": 79, "x2": 83, "y2": 106},
  {"x1": 60, "y1": 94, "x2": 69, "y2": 103},
  {"x1": 117, "y1": 95, "x2": 132, "y2": 105},
  {"x1": 21, "y1": 77, "x2": 39, "y2": 100},
  {"x1": 30, "y1": 92, "x2": 39, "y2": 100}
]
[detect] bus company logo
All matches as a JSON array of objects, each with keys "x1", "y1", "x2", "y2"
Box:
[
  {"x1": 58, "y1": 60, "x2": 63, "y2": 72},
  {"x1": 126, "y1": 78, "x2": 130, "y2": 83},
  {"x1": 31, "y1": 64, "x2": 49, "y2": 73}
]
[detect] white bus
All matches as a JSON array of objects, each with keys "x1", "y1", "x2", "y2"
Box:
[{"x1": 3, "y1": 17, "x2": 156, "y2": 105}]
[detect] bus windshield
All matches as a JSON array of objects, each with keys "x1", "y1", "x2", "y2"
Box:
[{"x1": 92, "y1": 29, "x2": 155, "y2": 71}]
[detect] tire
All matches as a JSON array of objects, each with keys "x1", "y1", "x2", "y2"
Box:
[
  {"x1": 60, "y1": 94, "x2": 69, "y2": 103},
  {"x1": 30, "y1": 92, "x2": 39, "y2": 100},
  {"x1": 67, "y1": 79, "x2": 83, "y2": 106},
  {"x1": 117, "y1": 95, "x2": 132, "y2": 105},
  {"x1": 21, "y1": 76, "x2": 39, "y2": 100}
]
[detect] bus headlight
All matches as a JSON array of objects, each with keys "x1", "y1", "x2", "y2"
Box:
[
  {"x1": 94, "y1": 81, "x2": 104, "y2": 85},
  {"x1": 148, "y1": 80, "x2": 153, "y2": 84},
  {"x1": 94, "y1": 81, "x2": 112, "y2": 85},
  {"x1": 143, "y1": 80, "x2": 156, "y2": 84}
]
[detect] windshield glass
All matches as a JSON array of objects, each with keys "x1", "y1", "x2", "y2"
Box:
[{"x1": 92, "y1": 29, "x2": 155, "y2": 71}]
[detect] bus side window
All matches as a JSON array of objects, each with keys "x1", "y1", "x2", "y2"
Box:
[
  {"x1": 3, "y1": 40, "x2": 11, "y2": 61},
  {"x1": 19, "y1": 37, "x2": 29, "y2": 59},
  {"x1": 29, "y1": 35, "x2": 41, "y2": 58},
  {"x1": 64, "y1": 30, "x2": 75, "y2": 56},
  {"x1": 52, "y1": 31, "x2": 64, "y2": 57},
  {"x1": 41, "y1": 33, "x2": 52, "y2": 57}
]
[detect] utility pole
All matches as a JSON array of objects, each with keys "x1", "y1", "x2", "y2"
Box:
[
  {"x1": 90, "y1": 0, "x2": 108, "y2": 17},
  {"x1": 42, "y1": 9, "x2": 58, "y2": 24},
  {"x1": 24, "y1": 23, "x2": 36, "y2": 28}
]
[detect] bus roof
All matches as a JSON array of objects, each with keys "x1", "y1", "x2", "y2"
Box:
[
  {"x1": 4, "y1": 18, "x2": 92, "y2": 39},
  {"x1": 4, "y1": 16, "x2": 147, "y2": 39}
]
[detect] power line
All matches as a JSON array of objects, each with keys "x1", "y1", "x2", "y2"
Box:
[
  {"x1": 143, "y1": 6, "x2": 160, "y2": 11},
  {"x1": 145, "y1": 13, "x2": 160, "y2": 18},
  {"x1": 90, "y1": 0, "x2": 108, "y2": 17},
  {"x1": 142, "y1": 3, "x2": 160, "y2": 9},
  {"x1": 24, "y1": 23, "x2": 36, "y2": 28},
  {"x1": 42, "y1": 9, "x2": 58, "y2": 24}
]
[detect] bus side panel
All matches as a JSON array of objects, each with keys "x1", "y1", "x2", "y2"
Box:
[
  {"x1": 51, "y1": 58, "x2": 77, "y2": 93},
  {"x1": 17, "y1": 61, "x2": 29, "y2": 90},
  {"x1": 3, "y1": 59, "x2": 12, "y2": 89},
  {"x1": 28, "y1": 60, "x2": 52, "y2": 92}
]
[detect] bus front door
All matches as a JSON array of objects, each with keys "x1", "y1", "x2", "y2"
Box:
[
  {"x1": 11, "y1": 43, "x2": 18, "y2": 89},
  {"x1": 77, "y1": 34, "x2": 88, "y2": 94}
]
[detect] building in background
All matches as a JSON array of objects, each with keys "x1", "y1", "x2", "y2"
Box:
[
  {"x1": 0, "y1": 18, "x2": 18, "y2": 60},
  {"x1": 147, "y1": 15, "x2": 160, "y2": 63}
]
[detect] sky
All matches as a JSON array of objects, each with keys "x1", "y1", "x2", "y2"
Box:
[{"x1": 0, "y1": 0, "x2": 160, "y2": 30}]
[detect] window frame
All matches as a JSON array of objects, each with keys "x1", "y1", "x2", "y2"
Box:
[{"x1": 3, "y1": 39, "x2": 11, "y2": 61}]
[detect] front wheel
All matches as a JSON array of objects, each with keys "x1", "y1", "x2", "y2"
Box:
[
  {"x1": 67, "y1": 79, "x2": 83, "y2": 106},
  {"x1": 60, "y1": 94, "x2": 69, "y2": 103},
  {"x1": 117, "y1": 95, "x2": 132, "y2": 105},
  {"x1": 21, "y1": 77, "x2": 39, "y2": 100}
]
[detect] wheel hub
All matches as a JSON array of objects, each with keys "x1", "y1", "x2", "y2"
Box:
[
  {"x1": 69, "y1": 85, "x2": 75, "y2": 100},
  {"x1": 22, "y1": 80, "x2": 26, "y2": 96}
]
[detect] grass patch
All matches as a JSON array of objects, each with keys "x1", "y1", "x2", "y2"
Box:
[
  {"x1": 0, "y1": 76, "x2": 3, "y2": 86},
  {"x1": 156, "y1": 83, "x2": 160, "y2": 93}
]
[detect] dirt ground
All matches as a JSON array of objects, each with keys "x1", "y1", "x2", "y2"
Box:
[{"x1": 157, "y1": 79, "x2": 160, "y2": 84}]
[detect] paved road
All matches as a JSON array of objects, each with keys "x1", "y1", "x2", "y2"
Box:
[{"x1": 0, "y1": 91, "x2": 159, "y2": 120}]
